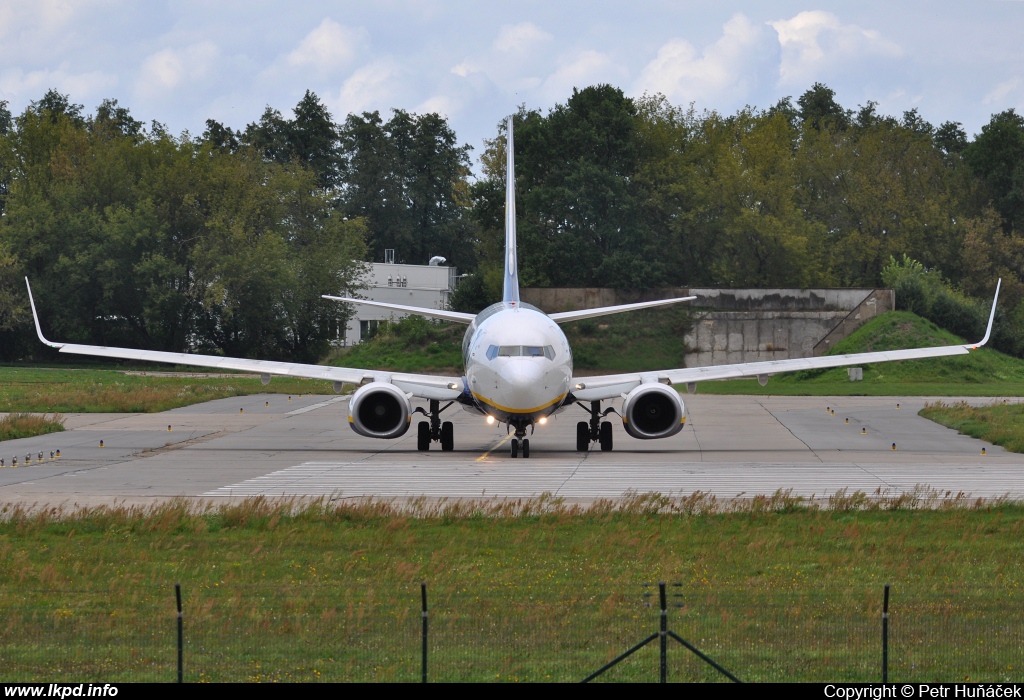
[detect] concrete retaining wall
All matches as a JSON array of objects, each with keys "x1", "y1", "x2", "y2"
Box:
[{"x1": 520, "y1": 287, "x2": 894, "y2": 367}]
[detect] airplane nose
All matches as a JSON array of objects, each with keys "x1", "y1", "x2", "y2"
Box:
[
  {"x1": 499, "y1": 359, "x2": 548, "y2": 407},
  {"x1": 505, "y1": 358, "x2": 544, "y2": 388}
]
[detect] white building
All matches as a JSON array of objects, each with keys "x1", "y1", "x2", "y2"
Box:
[{"x1": 341, "y1": 252, "x2": 459, "y2": 344}]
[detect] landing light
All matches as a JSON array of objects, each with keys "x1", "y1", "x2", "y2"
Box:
[
  {"x1": 486, "y1": 416, "x2": 495, "y2": 425},
  {"x1": 538, "y1": 417, "x2": 547, "y2": 425}
]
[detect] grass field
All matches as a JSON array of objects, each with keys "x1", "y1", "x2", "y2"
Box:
[
  {"x1": 0, "y1": 365, "x2": 340, "y2": 414},
  {"x1": 1, "y1": 496, "x2": 1022, "y2": 683},
  {"x1": 921, "y1": 401, "x2": 1024, "y2": 453}
]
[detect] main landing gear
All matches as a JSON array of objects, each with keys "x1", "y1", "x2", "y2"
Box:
[
  {"x1": 576, "y1": 400, "x2": 615, "y2": 452},
  {"x1": 415, "y1": 399, "x2": 454, "y2": 452},
  {"x1": 510, "y1": 421, "x2": 530, "y2": 459}
]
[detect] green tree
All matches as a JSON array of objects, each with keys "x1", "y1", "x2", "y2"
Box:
[
  {"x1": 475, "y1": 85, "x2": 660, "y2": 289},
  {"x1": 964, "y1": 109, "x2": 1024, "y2": 234},
  {"x1": 243, "y1": 91, "x2": 342, "y2": 190},
  {"x1": 0, "y1": 91, "x2": 365, "y2": 361},
  {"x1": 797, "y1": 82, "x2": 850, "y2": 131},
  {"x1": 338, "y1": 109, "x2": 474, "y2": 269}
]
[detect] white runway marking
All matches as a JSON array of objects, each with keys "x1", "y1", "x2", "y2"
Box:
[{"x1": 285, "y1": 396, "x2": 348, "y2": 415}]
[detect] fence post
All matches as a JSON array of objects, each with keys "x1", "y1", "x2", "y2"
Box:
[
  {"x1": 175, "y1": 582, "x2": 183, "y2": 684},
  {"x1": 421, "y1": 581, "x2": 428, "y2": 683},
  {"x1": 659, "y1": 582, "x2": 667, "y2": 683},
  {"x1": 882, "y1": 583, "x2": 890, "y2": 683}
]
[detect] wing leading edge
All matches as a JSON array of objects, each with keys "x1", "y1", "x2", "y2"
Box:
[
  {"x1": 321, "y1": 295, "x2": 475, "y2": 324},
  {"x1": 25, "y1": 279, "x2": 463, "y2": 401},
  {"x1": 572, "y1": 280, "x2": 1002, "y2": 402}
]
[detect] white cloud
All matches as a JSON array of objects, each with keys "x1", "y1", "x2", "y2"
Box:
[
  {"x1": 450, "y1": 22, "x2": 554, "y2": 90},
  {"x1": 332, "y1": 61, "x2": 401, "y2": 116},
  {"x1": 492, "y1": 22, "x2": 552, "y2": 53},
  {"x1": 634, "y1": 14, "x2": 769, "y2": 104},
  {"x1": 984, "y1": 78, "x2": 1022, "y2": 105},
  {"x1": 0, "y1": 0, "x2": 108, "y2": 37},
  {"x1": 450, "y1": 60, "x2": 478, "y2": 78},
  {"x1": 0, "y1": 64, "x2": 116, "y2": 103},
  {"x1": 416, "y1": 94, "x2": 459, "y2": 118},
  {"x1": 539, "y1": 50, "x2": 624, "y2": 102},
  {"x1": 285, "y1": 18, "x2": 365, "y2": 73},
  {"x1": 770, "y1": 11, "x2": 902, "y2": 87},
  {"x1": 136, "y1": 42, "x2": 219, "y2": 98}
]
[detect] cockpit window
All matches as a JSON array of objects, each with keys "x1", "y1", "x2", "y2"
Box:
[{"x1": 486, "y1": 344, "x2": 555, "y2": 360}]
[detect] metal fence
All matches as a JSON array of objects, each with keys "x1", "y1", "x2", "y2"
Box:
[{"x1": 1, "y1": 583, "x2": 1020, "y2": 682}]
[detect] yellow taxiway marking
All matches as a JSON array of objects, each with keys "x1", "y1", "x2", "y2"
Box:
[{"x1": 476, "y1": 433, "x2": 513, "y2": 462}]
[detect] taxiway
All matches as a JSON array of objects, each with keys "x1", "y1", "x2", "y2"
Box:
[{"x1": 0, "y1": 394, "x2": 1020, "y2": 506}]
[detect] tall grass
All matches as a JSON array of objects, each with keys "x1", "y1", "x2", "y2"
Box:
[
  {"x1": 0, "y1": 412, "x2": 64, "y2": 440},
  {"x1": 921, "y1": 400, "x2": 1024, "y2": 453}
]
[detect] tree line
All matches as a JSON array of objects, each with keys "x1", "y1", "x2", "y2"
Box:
[{"x1": 1, "y1": 83, "x2": 1023, "y2": 361}]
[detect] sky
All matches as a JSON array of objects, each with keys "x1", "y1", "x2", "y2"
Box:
[{"x1": 1, "y1": 0, "x2": 1022, "y2": 169}]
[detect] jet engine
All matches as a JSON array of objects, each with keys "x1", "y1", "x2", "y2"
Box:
[
  {"x1": 621, "y1": 383, "x2": 686, "y2": 440},
  {"x1": 348, "y1": 382, "x2": 412, "y2": 439}
]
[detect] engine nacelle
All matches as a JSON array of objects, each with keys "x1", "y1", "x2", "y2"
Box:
[
  {"x1": 348, "y1": 382, "x2": 412, "y2": 439},
  {"x1": 621, "y1": 383, "x2": 686, "y2": 440}
]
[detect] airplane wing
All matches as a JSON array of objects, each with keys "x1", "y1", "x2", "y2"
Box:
[
  {"x1": 26, "y1": 279, "x2": 463, "y2": 401},
  {"x1": 321, "y1": 295, "x2": 475, "y2": 324},
  {"x1": 548, "y1": 296, "x2": 696, "y2": 323},
  {"x1": 571, "y1": 280, "x2": 1001, "y2": 402}
]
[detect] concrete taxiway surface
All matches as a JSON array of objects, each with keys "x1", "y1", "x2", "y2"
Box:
[{"x1": 1, "y1": 393, "x2": 1022, "y2": 506}]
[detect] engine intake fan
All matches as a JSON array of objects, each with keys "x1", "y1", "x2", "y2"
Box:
[
  {"x1": 621, "y1": 383, "x2": 685, "y2": 440},
  {"x1": 348, "y1": 382, "x2": 412, "y2": 439}
]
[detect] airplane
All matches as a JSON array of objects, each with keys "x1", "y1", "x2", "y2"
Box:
[{"x1": 26, "y1": 117, "x2": 1001, "y2": 459}]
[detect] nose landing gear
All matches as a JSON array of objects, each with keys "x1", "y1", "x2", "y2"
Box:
[
  {"x1": 511, "y1": 437, "x2": 530, "y2": 458},
  {"x1": 510, "y1": 421, "x2": 531, "y2": 458},
  {"x1": 414, "y1": 399, "x2": 455, "y2": 452}
]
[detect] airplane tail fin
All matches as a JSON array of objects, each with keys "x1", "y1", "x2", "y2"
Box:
[{"x1": 503, "y1": 116, "x2": 520, "y2": 304}]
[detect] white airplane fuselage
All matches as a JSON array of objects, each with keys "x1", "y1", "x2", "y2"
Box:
[{"x1": 462, "y1": 301, "x2": 573, "y2": 425}]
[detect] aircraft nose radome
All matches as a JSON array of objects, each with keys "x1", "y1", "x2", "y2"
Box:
[
  {"x1": 498, "y1": 360, "x2": 549, "y2": 407},
  {"x1": 503, "y1": 359, "x2": 544, "y2": 387}
]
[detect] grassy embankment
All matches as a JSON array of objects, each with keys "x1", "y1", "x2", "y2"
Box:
[
  {"x1": 0, "y1": 496, "x2": 1021, "y2": 682},
  {"x1": 697, "y1": 311, "x2": 1024, "y2": 396}
]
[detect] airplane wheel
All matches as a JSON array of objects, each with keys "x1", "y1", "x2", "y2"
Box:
[
  {"x1": 440, "y1": 421, "x2": 454, "y2": 451},
  {"x1": 600, "y1": 421, "x2": 613, "y2": 452},
  {"x1": 576, "y1": 422, "x2": 589, "y2": 452},
  {"x1": 417, "y1": 422, "x2": 430, "y2": 451},
  {"x1": 511, "y1": 439, "x2": 519, "y2": 458},
  {"x1": 522, "y1": 438, "x2": 530, "y2": 458}
]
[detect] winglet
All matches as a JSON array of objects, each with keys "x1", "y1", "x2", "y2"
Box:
[
  {"x1": 971, "y1": 278, "x2": 1001, "y2": 349},
  {"x1": 24, "y1": 278, "x2": 63, "y2": 349}
]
